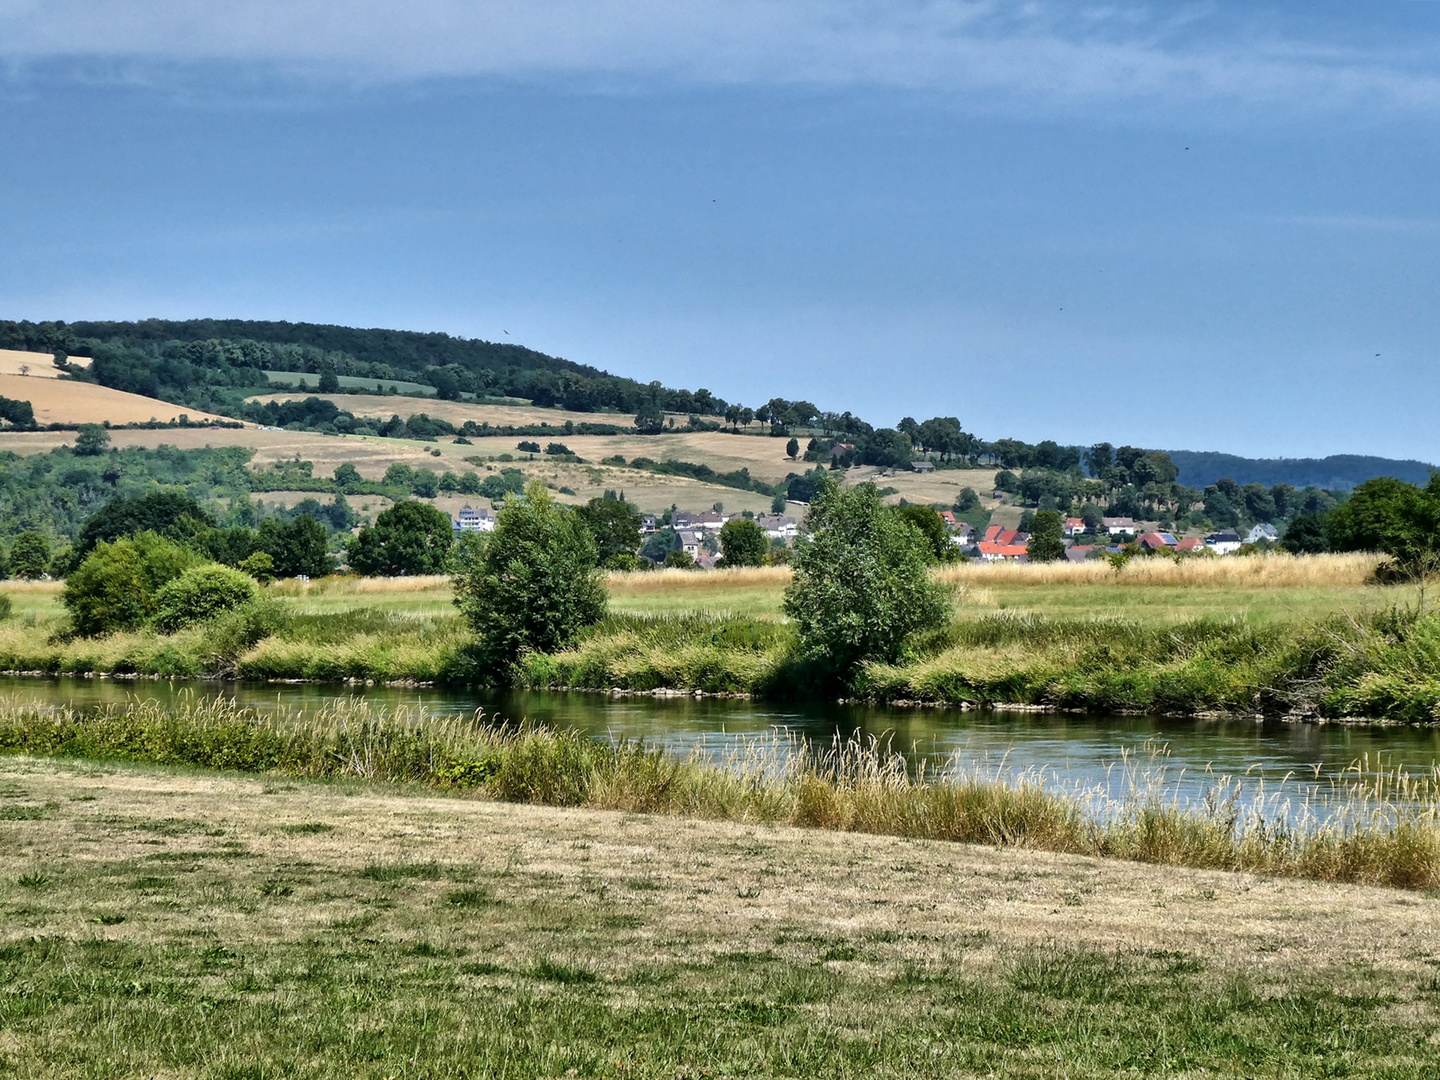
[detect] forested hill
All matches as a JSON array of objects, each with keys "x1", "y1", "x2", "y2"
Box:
[
  {"x1": 0, "y1": 317, "x2": 725, "y2": 415},
  {"x1": 1168, "y1": 451, "x2": 1436, "y2": 491},
  {"x1": 62, "y1": 318, "x2": 588, "y2": 378}
]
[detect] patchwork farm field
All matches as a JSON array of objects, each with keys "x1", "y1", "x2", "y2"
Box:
[
  {"x1": 244, "y1": 390, "x2": 725, "y2": 436},
  {"x1": 2, "y1": 753, "x2": 1438, "y2": 1078}
]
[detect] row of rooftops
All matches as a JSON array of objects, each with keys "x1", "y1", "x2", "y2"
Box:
[{"x1": 456, "y1": 502, "x2": 1282, "y2": 560}]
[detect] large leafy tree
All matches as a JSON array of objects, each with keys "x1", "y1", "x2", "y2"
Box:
[
  {"x1": 453, "y1": 482, "x2": 607, "y2": 676},
  {"x1": 76, "y1": 492, "x2": 215, "y2": 556},
  {"x1": 1026, "y1": 510, "x2": 1066, "y2": 563},
  {"x1": 258, "y1": 516, "x2": 334, "y2": 579},
  {"x1": 783, "y1": 480, "x2": 950, "y2": 681},
  {"x1": 574, "y1": 497, "x2": 642, "y2": 566},
  {"x1": 1326, "y1": 475, "x2": 1440, "y2": 584},
  {"x1": 718, "y1": 518, "x2": 769, "y2": 567},
  {"x1": 348, "y1": 501, "x2": 455, "y2": 576},
  {"x1": 892, "y1": 505, "x2": 956, "y2": 563}
]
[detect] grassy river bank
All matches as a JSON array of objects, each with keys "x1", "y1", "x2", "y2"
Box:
[
  {"x1": 1, "y1": 554, "x2": 1437, "y2": 721},
  {"x1": 6, "y1": 747, "x2": 1440, "y2": 1078}
]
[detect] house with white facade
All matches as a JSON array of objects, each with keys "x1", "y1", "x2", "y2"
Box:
[
  {"x1": 1205, "y1": 530, "x2": 1243, "y2": 556},
  {"x1": 454, "y1": 506, "x2": 495, "y2": 532},
  {"x1": 756, "y1": 514, "x2": 798, "y2": 541},
  {"x1": 1245, "y1": 523, "x2": 1280, "y2": 545}
]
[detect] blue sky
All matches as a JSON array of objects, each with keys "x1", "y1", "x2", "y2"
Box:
[{"x1": 3, "y1": 1, "x2": 1440, "y2": 462}]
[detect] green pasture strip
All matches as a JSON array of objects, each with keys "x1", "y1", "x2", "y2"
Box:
[{"x1": 261, "y1": 370, "x2": 437, "y2": 395}]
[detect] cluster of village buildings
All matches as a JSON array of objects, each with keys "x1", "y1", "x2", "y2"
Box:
[
  {"x1": 452, "y1": 503, "x2": 1280, "y2": 565},
  {"x1": 975, "y1": 517, "x2": 1280, "y2": 563}
]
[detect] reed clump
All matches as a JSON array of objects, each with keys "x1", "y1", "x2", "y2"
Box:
[{"x1": 3, "y1": 695, "x2": 1438, "y2": 891}]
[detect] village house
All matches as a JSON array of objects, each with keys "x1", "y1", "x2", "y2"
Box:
[
  {"x1": 828, "y1": 442, "x2": 855, "y2": 462},
  {"x1": 978, "y1": 539, "x2": 1029, "y2": 562},
  {"x1": 1064, "y1": 545, "x2": 1095, "y2": 563},
  {"x1": 1063, "y1": 517, "x2": 1086, "y2": 537},
  {"x1": 1175, "y1": 538, "x2": 1205, "y2": 553},
  {"x1": 1102, "y1": 516, "x2": 1137, "y2": 536},
  {"x1": 676, "y1": 530, "x2": 707, "y2": 558},
  {"x1": 672, "y1": 510, "x2": 727, "y2": 531},
  {"x1": 1205, "y1": 530, "x2": 1243, "y2": 556},
  {"x1": 453, "y1": 506, "x2": 495, "y2": 532},
  {"x1": 1138, "y1": 532, "x2": 1178, "y2": 552},
  {"x1": 755, "y1": 514, "x2": 798, "y2": 541},
  {"x1": 1245, "y1": 523, "x2": 1280, "y2": 545}
]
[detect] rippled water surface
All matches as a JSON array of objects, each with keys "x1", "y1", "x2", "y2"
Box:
[{"x1": 7, "y1": 677, "x2": 1440, "y2": 819}]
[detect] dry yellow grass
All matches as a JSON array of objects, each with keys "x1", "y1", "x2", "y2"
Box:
[
  {"x1": 607, "y1": 565, "x2": 791, "y2": 592},
  {"x1": 7, "y1": 754, "x2": 1440, "y2": 981},
  {"x1": 0, "y1": 348, "x2": 90, "y2": 378},
  {"x1": 0, "y1": 374, "x2": 236, "y2": 426},
  {"x1": 935, "y1": 550, "x2": 1383, "y2": 589}
]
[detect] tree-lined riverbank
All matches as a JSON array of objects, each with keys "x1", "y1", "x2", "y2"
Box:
[{"x1": 3, "y1": 554, "x2": 1437, "y2": 721}]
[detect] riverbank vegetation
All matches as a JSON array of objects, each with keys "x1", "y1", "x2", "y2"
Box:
[
  {"x1": 1, "y1": 551, "x2": 1437, "y2": 719},
  {"x1": 6, "y1": 751, "x2": 1439, "y2": 1078},
  {"x1": 4, "y1": 695, "x2": 1440, "y2": 891}
]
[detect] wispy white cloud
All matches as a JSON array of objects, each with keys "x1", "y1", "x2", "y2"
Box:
[{"x1": 1, "y1": 0, "x2": 1439, "y2": 114}]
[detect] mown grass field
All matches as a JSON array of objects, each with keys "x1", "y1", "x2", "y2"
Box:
[{"x1": 2, "y1": 751, "x2": 1439, "y2": 1078}]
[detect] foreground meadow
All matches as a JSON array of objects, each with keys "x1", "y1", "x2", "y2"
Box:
[
  {"x1": 1, "y1": 554, "x2": 1436, "y2": 720},
  {"x1": 3, "y1": 750, "x2": 1440, "y2": 1078}
]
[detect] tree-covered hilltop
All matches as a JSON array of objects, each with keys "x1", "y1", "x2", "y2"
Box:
[{"x1": 0, "y1": 318, "x2": 733, "y2": 420}]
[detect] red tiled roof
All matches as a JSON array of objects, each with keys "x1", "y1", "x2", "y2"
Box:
[
  {"x1": 984, "y1": 524, "x2": 1004, "y2": 542},
  {"x1": 978, "y1": 542, "x2": 1029, "y2": 558}
]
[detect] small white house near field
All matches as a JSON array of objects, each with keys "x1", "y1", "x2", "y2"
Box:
[
  {"x1": 1205, "y1": 530, "x2": 1243, "y2": 556},
  {"x1": 454, "y1": 506, "x2": 495, "y2": 532},
  {"x1": 1245, "y1": 523, "x2": 1280, "y2": 545},
  {"x1": 1102, "y1": 516, "x2": 1137, "y2": 536}
]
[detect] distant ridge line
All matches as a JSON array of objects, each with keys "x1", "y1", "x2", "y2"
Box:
[{"x1": 1166, "y1": 450, "x2": 1437, "y2": 491}]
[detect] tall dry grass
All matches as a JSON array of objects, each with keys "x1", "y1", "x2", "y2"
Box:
[
  {"x1": 269, "y1": 574, "x2": 452, "y2": 596},
  {"x1": 606, "y1": 566, "x2": 793, "y2": 592},
  {"x1": 4, "y1": 695, "x2": 1439, "y2": 890},
  {"x1": 936, "y1": 551, "x2": 1382, "y2": 589}
]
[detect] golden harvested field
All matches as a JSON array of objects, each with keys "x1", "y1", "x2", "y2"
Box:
[
  {"x1": 243, "y1": 391, "x2": 723, "y2": 433},
  {"x1": 0, "y1": 374, "x2": 236, "y2": 426},
  {"x1": 0, "y1": 348, "x2": 90, "y2": 378}
]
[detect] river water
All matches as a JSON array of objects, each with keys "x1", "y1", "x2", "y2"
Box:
[{"x1": 7, "y1": 676, "x2": 1440, "y2": 823}]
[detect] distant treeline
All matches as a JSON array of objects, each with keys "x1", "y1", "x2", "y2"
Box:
[{"x1": 1167, "y1": 451, "x2": 1436, "y2": 492}]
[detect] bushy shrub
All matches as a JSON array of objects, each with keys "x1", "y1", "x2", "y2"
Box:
[
  {"x1": 153, "y1": 564, "x2": 260, "y2": 634},
  {"x1": 238, "y1": 551, "x2": 277, "y2": 583},
  {"x1": 784, "y1": 479, "x2": 950, "y2": 682},
  {"x1": 9, "y1": 532, "x2": 52, "y2": 580},
  {"x1": 62, "y1": 533, "x2": 200, "y2": 637},
  {"x1": 452, "y1": 482, "x2": 606, "y2": 678}
]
